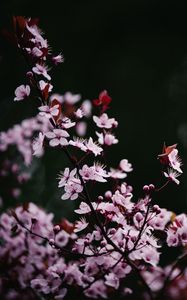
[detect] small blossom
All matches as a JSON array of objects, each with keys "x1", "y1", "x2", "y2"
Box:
[
  {"x1": 55, "y1": 230, "x2": 69, "y2": 247},
  {"x1": 96, "y1": 131, "x2": 118, "y2": 146},
  {"x1": 85, "y1": 138, "x2": 103, "y2": 156},
  {"x1": 39, "y1": 105, "x2": 59, "y2": 119},
  {"x1": 119, "y1": 159, "x2": 133, "y2": 172},
  {"x1": 61, "y1": 182, "x2": 83, "y2": 200},
  {"x1": 105, "y1": 272, "x2": 120, "y2": 289},
  {"x1": 45, "y1": 129, "x2": 69, "y2": 147},
  {"x1": 32, "y1": 63, "x2": 51, "y2": 81},
  {"x1": 32, "y1": 132, "x2": 45, "y2": 157},
  {"x1": 69, "y1": 138, "x2": 87, "y2": 152},
  {"x1": 52, "y1": 53, "x2": 64, "y2": 65},
  {"x1": 93, "y1": 113, "x2": 118, "y2": 129},
  {"x1": 76, "y1": 121, "x2": 87, "y2": 136},
  {"x1": 168, "y1": 149, "x2": 182, "y2": 173},
  {"x1": 63, "y1": 92, "x2": 81, "y2": 104},
  {"x1": 39, "y1": 80, "x2": 53, "y2": 92},
  {"x1": 14, "y1": 85, "x2": 30, "y2": 101},
  {"x1": 163, "y1": 169, "x2": 181, "y2": 185},
  {"x1": 74, "y1": 218, "x2": 89, "y2": 233}
]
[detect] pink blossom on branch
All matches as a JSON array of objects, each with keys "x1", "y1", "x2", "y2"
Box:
[{"x1": 14, "y1": 84, "x2": 30, "y2": 101}]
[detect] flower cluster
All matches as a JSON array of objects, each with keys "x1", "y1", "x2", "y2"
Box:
[{"x1": 1, "y1": 16, "x2": 187, "y2": 300}]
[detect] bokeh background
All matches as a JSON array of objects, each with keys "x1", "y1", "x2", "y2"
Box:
[{"x1": 0, "y1": 0, "x2": 187, "y2": 220}]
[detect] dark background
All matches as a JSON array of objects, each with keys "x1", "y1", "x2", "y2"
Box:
[{"x1": 0, "y1": 0, "x2": 187, "y2": 218}]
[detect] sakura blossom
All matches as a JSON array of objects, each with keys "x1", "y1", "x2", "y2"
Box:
[
  {"x1": 32, "y1": 132, "x2": 45, "y2": 156},
  {"x1": 32, "y1": 63, "x2": 51, "y2": 81},
  {"x1": 96, "y1": 131, "x2": 118, "y2": 146},
  {"x1": 14, "y1": 84, "x2": 30, "y2": 101},
  {"x1": 39, "y1": 105, "x2": 59, "y2": 119},
  {"x1": 52, "y1": 53, "x2": 64, "y2": 65},
  {"x1": 45, "y1": 128, "x2": 69, "y2": 147},
  {"x1": 93, "y1": 113, "x2": 118, "y2": 129}
]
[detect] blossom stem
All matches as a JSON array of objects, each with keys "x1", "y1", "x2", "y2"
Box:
[{"x1": 155, "y1": 180, "x2": 169, "y2": 192}]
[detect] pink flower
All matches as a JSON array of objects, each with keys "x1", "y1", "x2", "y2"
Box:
[
  {"x1": 63, "y1": 92, "x2": 81, "y2": 104},
  {"x1": 69, "y1": 138, "x2": 87, "y2": 152},
  {"x1": 39, "y1": 105, "x2": 59, "y2": 119},
  {"x1": 109, "y1": 168, "x2": 127, "y2": 179},
  {"x1": 81, "y1": 100, "x2": 92, "y2": 117},
  {"x1": 31, "y1": 47, "x2": 43, "y2": 57},
  {"x1": 60, "y1": 117, "x2": 76, "y2": 129},
  {"x1": 61, "y1": 182, "x2": 83, "y2": 200},
  {"x1": 85, "y1": 137, "x2": 103, "y2": 156},
  {"x1": 76, "y1": 121, "x2": 87, "y2": 136},
  {"x1": 163, "y1": 169, "x2": 181, "y2": 185},
  {"x1": 74, "y1": 202, "x2": 92, "y2": 214},
  {"x1": 79, "y1": 164, "x2": 108, "y2": 182},
  {"x1": 119, "y1": 159, "x2": 133, "y2": 172},
  {"x1": 58, "y1": 168, "x2": 77, "y2": 187},
  {"x1": 105, "y1": 272, "x2": 119, "y2": 289},
  {"x1": 96, "y1": 131, "x2": 118, "y2": 146},
  {"x1": 74, "y1": 108, "x2": 84, "y2": 119},
  {"x1": 39, "y1": 80, "x2": 53, "y2": 92},
  {"x1": 55, "y1": 230, "x2": 69, "y2": 247},
  {"x1": 168, "y1": 149, "x2": 182, "y2": 173},
  {"x1": 32, "y1": 132, "x2": 45, "y2": 157},
  {"x1": 14, "y1": 85, "x2": 30, "y2": 101},
  {"x1": 32, "y1": 64, "x2": 51, "y2": 81},
  {"x1": 52, "y1": 53, "x2": 64, "y2": 65},
  {"x1": 93, "y1": 113, "x2": 118, "y2": 129},
  {"x1": 74, "y1": 217, "x2": 89, "y2": 233},
  {"x1": 31, "y1": 278, "x2": 50, "y2": 294},
  {"x1": 45, "y1": 129, "x2": 69, "y2": 147}
]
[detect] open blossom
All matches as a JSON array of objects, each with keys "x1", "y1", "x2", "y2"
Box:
[
  {"x1": 32, "y1": 63, "x2": 51, "y2": 80},
  {"x1": 109, "y1": 168, "x2": 127, "y2": 179},
  {"x1": 39, "y1": 105, "x2": 59, "y2": 119},
  {"x1": 74, "y1": 217, "x2": 89, "y2": 233},
  {"x1": 63, "y1": 92, "x2": 81, "y2": 104},
  {"x1": 61, "y1": 182, "x2": 83, "y2": 200},
  {"x1": 45, "y1": 129, "x2": 69, "y2": 147},
  {"x1": 93, "y1": 113, "x2": 118, "y2": 129},
  {"x1": 85, "y1": 137, "x2": 103, "y2": 156},
  {"x1": 119, "y1": 159, "x2": 133, "y2": 172},
  {"x1": 14, "y1": 84, "x2": 30, "y2": 101},
  {"x1": 79, "y1": 164, "x2": 108, "y2": 182},
  {"x1": 32, "y1": 132, "x2": 45, "y2": 156},
  {"x1": 96, "y1": 131, "x2": 118, "y2": 146},
  {"x1": 168, "y1": 149, "x2": 182, "y2": 173},
  {"x1": 52, "y1": 53, "x2": 64, "y2": 65},
  {"x1": 163, "y1": 169, "x2": 181, "y2": 185},
  {"x1": 69, "y1": 137, "x2": 87, "y2": 152},
  {"x1": 74, "y1": 108, "x2": 84, "y2": 119},
  {"x1": 105, "y1": 272, "x2": 120, "y2": 289},
  {"x1": 58, "y1": 168, "x2": 77, "y2": 187},
  {"x1": 39, "y1": 80, "x2": 53, "y2": 92}
]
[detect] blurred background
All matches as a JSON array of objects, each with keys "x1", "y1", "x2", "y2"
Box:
[{"x1": 0, "y1": 0, "x2": 187, "y2": 219}]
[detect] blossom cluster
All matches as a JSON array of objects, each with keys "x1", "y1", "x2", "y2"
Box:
[{"x1": 1, "y1": 16, "x2": 187, "y2": 300}]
